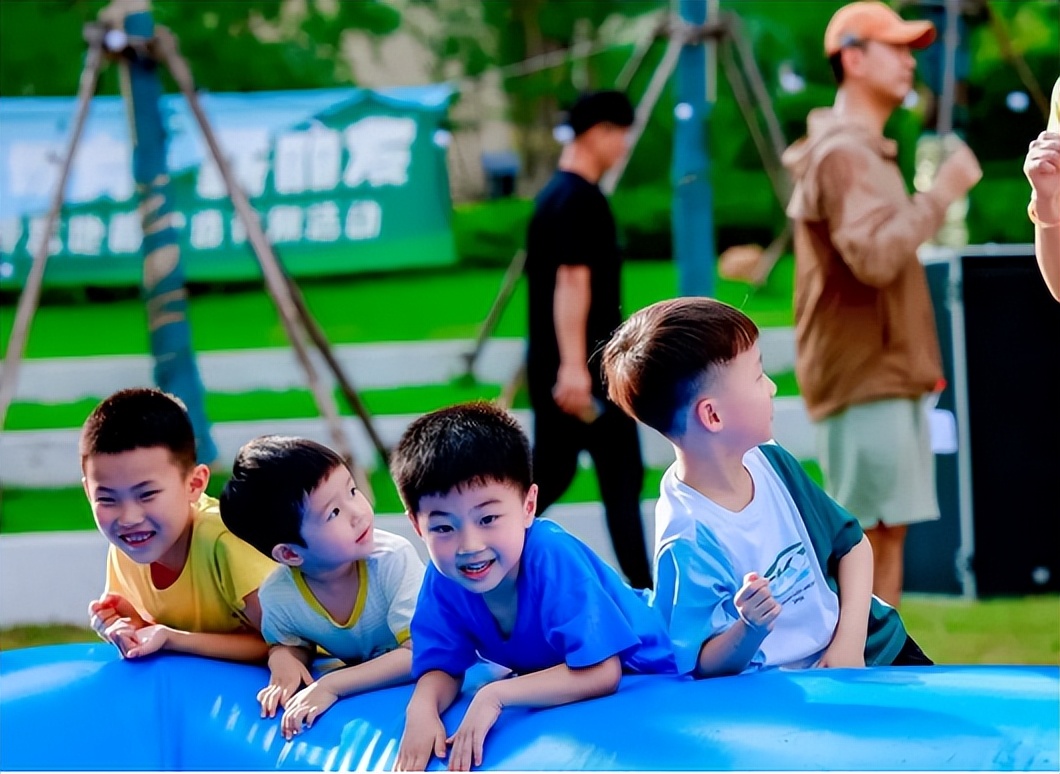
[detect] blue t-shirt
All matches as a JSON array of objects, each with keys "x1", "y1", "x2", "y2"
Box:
[{"x1": 410, "y1": 519, "x2": 676, "y2": 678}]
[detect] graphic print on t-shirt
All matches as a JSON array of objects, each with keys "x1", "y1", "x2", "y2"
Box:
[{"x1": 764, "y1": 542, "x2": 814, "y2": 607}]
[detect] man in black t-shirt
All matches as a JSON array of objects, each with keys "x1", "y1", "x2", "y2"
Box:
[{"x1": 524, "y1": 91, "x2": 652, "y2": 589}]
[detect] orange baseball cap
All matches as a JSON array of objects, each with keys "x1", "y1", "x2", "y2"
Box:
[{"x1": 824, "y1": 2, "x2": 936, "y2": 56}]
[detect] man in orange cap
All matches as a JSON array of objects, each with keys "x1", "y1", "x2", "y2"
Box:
[{"x1": 782, "y1": 2, "x2": 982, "y2": 608}]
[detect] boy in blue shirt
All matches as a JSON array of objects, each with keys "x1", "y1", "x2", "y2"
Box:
[
  {"x1": 389, "y1": 402, "x2": 675, "y2": 771},
  {"x1": 601, "y1": 298, "x2": 931, "y2": 677},
  {"x1": 221, "y1": 436, "x2": 424, "y2": 740}
]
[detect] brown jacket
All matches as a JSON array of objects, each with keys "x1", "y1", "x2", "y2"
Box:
[{"x1": 782, "y1": 108, "x2": 947, "y2": 421}]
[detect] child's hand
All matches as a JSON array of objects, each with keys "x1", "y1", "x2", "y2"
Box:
[
  {"x1": 280, "y1": 678, "x2": 337, "y2": 740},
  {"x1": 395, "y1": 703, "x2": 449, "y2": 772},
  {"x1": 123, "y1": 624, "x2": 172, "y2": 658},
  {"x1": 88, "y1": 594, "x2": 147, "y2": 657},
  {"x1": 259, "y1": 647, "x2": 315, "y2": 719},
  {"x1": 446, "y1": 686, "x2": 503, "y2": 771},
  {"x1": 735, "y1": 573, "x2": 782, "y2": 632}
]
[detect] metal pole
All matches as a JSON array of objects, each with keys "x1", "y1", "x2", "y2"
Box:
[
  {"x1": 114, "y1": 0, "x2": 217, "y2": 464},
  {"x1": 152, "y1": 27, "x2": 374, "y2": 498},
  {"x1": 600, "y1": 35, "x2": 683, "y2": 196},
  {"x1": 0, "y1": 33, "x2": 104, "y2": 431},
  {"x1": 937, "y1": 0, "x2": 960, "y2": 135},
  {"x1": 672, "y1": 0, "x2": 716, "y2": 297}
]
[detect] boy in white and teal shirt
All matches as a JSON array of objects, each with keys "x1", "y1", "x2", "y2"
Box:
[{"x1": 602, "y1": 298, "x2": 930, "y2": 676}]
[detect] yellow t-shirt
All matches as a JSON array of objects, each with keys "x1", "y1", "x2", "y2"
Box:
[
  {"x1": 105, "y1": 493, "x2": 277, "y2": 633},
  {"x1": 1048, "y1": 76, "x2": 1059, "y2": 134}
]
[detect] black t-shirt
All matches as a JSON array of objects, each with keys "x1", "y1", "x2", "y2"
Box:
[{"x1": 524, "y1": 171, "x2": 623, "y2": 399}]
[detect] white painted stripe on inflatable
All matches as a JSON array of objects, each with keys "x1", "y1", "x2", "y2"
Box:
[
  {"x1": 0, "y1": 398, "x2": 816, "y2": 488},
  {"x1": 0, "y1": 329, "x2": 796, "y2": 403},
  {"x1": 0, "y1": 502, "x2": 658, "y2": 627}
]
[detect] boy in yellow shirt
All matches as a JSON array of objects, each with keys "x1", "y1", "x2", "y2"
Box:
[{"x1": 81, "y1": 388, "x2": 278, "y2": 663}]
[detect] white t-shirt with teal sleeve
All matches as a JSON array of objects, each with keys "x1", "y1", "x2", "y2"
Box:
[
  {"x1": 652, "y1": 447, "x2": 840, "y2": 674},
  {"x1": 259, "y1": 529, "x2": 425, "y2": 662}
]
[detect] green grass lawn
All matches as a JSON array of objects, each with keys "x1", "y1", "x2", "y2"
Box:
[
  {"x1": 3, "y1": 594, "x2": 1056, "y2": 666},
  {"x1": 1, "y1": 258, "x2": 795, "y2": 359}
]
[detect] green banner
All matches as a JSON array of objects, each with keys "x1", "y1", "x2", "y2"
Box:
[{"x1": 0, "y1": 86, "x2": 456, "y2": 289}]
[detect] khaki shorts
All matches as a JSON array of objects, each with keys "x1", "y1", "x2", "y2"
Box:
[{"x1": 816, "y1": 397, "x2": 940, "y2": 530}]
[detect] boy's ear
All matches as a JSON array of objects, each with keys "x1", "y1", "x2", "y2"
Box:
[
  {"x1": 406, "y1": 510, "x2": 424, "y2": 538},
  {"x1": 694, "y1": 396, "x2": 724, "y2": 434},
  {"x1": 186, "y1": 463, "x2": 210, "y2": 501},
  {"x1": 523, "y1": 483, "x2": 538, "y2": 526},
  {"x1": 81, "y1": 476, "x2": 90, "y2": 500},
  {"x1": 271, "y1": 544, "x2": 304, "y2": 566}
]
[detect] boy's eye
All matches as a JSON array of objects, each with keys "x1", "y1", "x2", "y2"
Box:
[
  {"x1": 428, "y1": 524, "x2": 454, "y2": 534},
  {"x1": 480, "y1": 514, "x2": 499, "y2": 525},
  {"x1": 139, "y1": 490, "x2": 159, "y2": 501},
  {"x1": 95, "y1": 497, "x2": 115, "y2": 506},
  {"x1": 328, "y1": 508, "x2": 340, "y2": 521},
  {"x1": 349, "y1": 486, "x2": 358, "y2": 497}
]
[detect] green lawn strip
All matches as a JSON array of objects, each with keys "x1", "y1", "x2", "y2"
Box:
[
  {"x1": 0, "y1": 624, "x2": 98, "y2": 650},
  {"x1": 2, "y1": 258, "x2": 794, "y2": 360},
  {"x1": 4, "y1": 373, "x2": 800, "y2": 431},
  {"x1": 4, "y1": 595, "x2": 1057, "y2": 665},
  {"x1": 901, "y1": 594, "x2": 1060, "y2": 666},
  {"x1": 0, "y1": 459, "x2": 817, "y2": 535}
]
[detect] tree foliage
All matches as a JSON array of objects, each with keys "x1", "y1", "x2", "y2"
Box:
[{"x1": 0, "y1": 0, "x2": 399, "y2": 96}]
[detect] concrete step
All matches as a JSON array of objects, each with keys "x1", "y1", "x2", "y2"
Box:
[{"x1": 0, "y1": 330, "x2": 797, "y2": 403}]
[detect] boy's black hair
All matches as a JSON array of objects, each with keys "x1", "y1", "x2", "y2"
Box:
[
  {"x1": 79, "y1": 388, "x2": 198, "y2": 471},
  {"x1": 220, "y1": 436, "x2": 347, "y2": 558},
  {"x1": 602, "y1": 297, "x2": 759, "y2": 438},
  {"x1": 390, "y1": 402, "x2": 533, "y2": 515}
]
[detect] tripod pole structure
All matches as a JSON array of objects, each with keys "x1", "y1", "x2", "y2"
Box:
[
  {"x1": 459, "y1": 249, "x2": 525, "y2": 381},
  {"x1": 600, "y1": 34, "x2": 683, "y2": 196},
  {"x1": 152, "y1": 27, "x2": 374, "y2": 498},
  {"x1": 115, "y1": 0, "x2": 218, "y2": 465},
  {"x1": 282, "y1": 274, "x2": 390, "y2": 463},
  {"x1": 0, "y1": 34, "x2": 105, "y2": 431}
]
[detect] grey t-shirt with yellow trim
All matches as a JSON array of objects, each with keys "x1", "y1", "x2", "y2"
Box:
[{"x1": 259, "y1": 529, "x2": 425, "y2": 662}]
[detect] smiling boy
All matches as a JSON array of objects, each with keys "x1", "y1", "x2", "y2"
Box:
[
  {"x1": 81, "y1": 388, "x2": 276, "y2": 662},
  {"x1": 389, "y1": 402, "x2": 675, "y2": 771}
]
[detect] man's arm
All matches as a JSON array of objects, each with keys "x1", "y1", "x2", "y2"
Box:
[
  {"x1": 819, "y1": 536, "x2": 872, "y2": 668},
  {"x1": 821, "y1": 141, "x2": 981, "y2": 288},
  {"x1": 447, "y1": 658, "x2": 622, "y2": 770},
  {"x1": 552, "y1": 264, "x2": 594, "y2": 418}
]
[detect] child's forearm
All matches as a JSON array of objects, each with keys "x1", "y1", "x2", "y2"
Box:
[
  {"x1": 269, "y1": 642, "x2": 315, "y2": 668},
  {"x1": 834, "y1": 537, "x2": 873, "y2": 645},
  {"x1": 320, "y1": 644, "x2": 414, "y2": 698},
  {"x1": 165, "y1": 629, "x2": 270, "y2": 662},
  {"x1": 696, "y1": 618, "x2": 769, "y2": 677},
  {"x1": 409, "y1": 669, "x2": 463, "y2": 717},
  {"x1": 480, "y1": 657, "x2": 622, "y2": 710}
]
